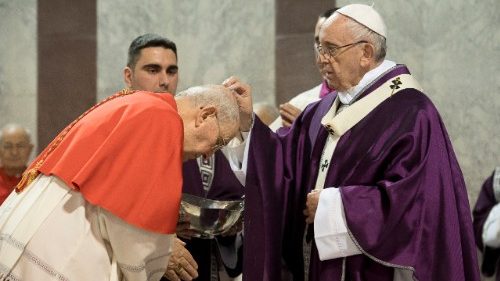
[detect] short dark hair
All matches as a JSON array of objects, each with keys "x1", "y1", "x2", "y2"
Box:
[
  {"x1": 127, "y1": 33, "x2": 177, "y2": 68},
  {"x1": 319, "y1": 8, "x2": 338, "y2": 19}
]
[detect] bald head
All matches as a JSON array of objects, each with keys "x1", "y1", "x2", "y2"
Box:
[
  {"x1": 175, "y1": 85, "x2": 241, "y2": 160},
  {"x1": 0, "y1": 124, "x2": 33, "y2": 175},
  {"x1": 176, "y1": 85, "x2": 240, "y2": 127}
]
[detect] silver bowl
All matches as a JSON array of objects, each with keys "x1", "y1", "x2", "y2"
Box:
[{"x1": 179, "y1": 193, "x2": 244, "y2": 239}]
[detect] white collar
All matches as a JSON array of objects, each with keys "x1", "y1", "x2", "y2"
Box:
[{"x1": 337, "y1": 60, "x2": 396, "y2": 105}]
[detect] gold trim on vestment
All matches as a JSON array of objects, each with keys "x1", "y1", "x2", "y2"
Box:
[{"x1": 16, "y1": 88, "x2": 137, "y2": 192}]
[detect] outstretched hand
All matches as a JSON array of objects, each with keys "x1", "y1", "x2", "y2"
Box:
[{"x1": 222, "y1": 76, "x2": 253, "y2": 132}]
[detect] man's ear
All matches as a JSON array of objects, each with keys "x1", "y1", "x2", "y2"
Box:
[
  {"x1": 360, "y1": 43, "x2": 375, "y2": 67},
  {"x1": 195, "y1": 106, "x2": 217, "y2": 126},
  {"x1": 123, "y1": 67, "x2": 133, "y2": 88}
]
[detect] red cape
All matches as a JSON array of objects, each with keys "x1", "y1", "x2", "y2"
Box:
[{"x1": 35, "y1": 91, "x2": 183, "y2": 234}]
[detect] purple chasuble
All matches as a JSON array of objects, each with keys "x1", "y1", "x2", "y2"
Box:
[
  {"x1": 180, "y1": 151, "x2": 244, "y2": 281},
  {"x1": 473, "y1": 170, "x2": 500, "y2": 280},
  {"x1": 243, "y1": 65, "x2": 480, "y2": 281}
]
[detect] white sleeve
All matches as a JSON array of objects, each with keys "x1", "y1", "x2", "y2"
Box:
[
  {"x1": 483, "y1": 203, "x2": 500, "y2": 248},
  {"x1": 98, "y1": 207, "x2": 174, "y2": 281},
  {"x1": 222, "y1": 131, "x2": 251, "y2": 186},
  {"x1": 269, "y1": 117, "x2": 282, "y2": 132},
  {"x1": 314, "y1": 188, "x2": 361, "y2": 260}
]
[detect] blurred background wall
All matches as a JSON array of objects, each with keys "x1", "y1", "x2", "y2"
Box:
[{"x1": 0, "y1": 0, "x2": 37, "y2": 147}]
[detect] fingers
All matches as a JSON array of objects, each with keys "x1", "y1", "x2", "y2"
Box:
[
  {"x1": 304, "y1": 190, "x2": 321, "y2": 224},
  {"x1": 173, "y1": 239, "x2": 198, "y2": 269},
  {"x1": 222, "y1": 76, "x2": 251, "y2": 97},
  {"x1": 222, "y1": 76, "x2": 242, "y2": 90},
  {"x1": 280, "y1": 103, "x2": 301, "y2": 117},
  {"x1": 176, "y1": 263, "x2": 196, "y2": 280},
  {"x1": 279, "y1": 103, "x2": 302, "y2": 126},
  {"x1": 179, "y1": 256, "x2": 198, "y2": 279},
  {"x1": 165, "y1": 261, "x2": 197, "y2": 281},
  {"x1": 174, "y1": 237, "x2": 186, "y2": 247},
  {"x1": 181, "y1": 248, "x2": 198, "y2": 270},
  {"x1": 164, "y1": 269, "x2": 181, "y2": 281},
  {"x1": 303, "y1": 205, "x2": 314, "y2": 224},
  {"x1": 222, "y1": 76, "x2": 237, "y2": 87},
  {"x1": 165, "y1": 239, "x2": 199, "y2": 281},
  {"x1": 222, "y1": 76, "x2": 253, "y2": 132},
  {"x1": 281, "y1": 119, "x2": 292, "y2": 128}
]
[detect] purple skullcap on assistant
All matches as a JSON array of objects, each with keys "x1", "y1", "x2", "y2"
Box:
[{"x1": 337, "y1": 4, "x2": 387, "y2": 38}]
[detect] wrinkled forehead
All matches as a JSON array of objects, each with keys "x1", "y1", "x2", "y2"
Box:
[
  {"x1": 319, "y1": 13, "x2": 352, "y2": 43},
  {"x1": 192, "y1": 84, "x2": 232, "y2": 97}
]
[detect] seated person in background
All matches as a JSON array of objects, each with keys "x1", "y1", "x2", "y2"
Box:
[
  {"x1": 473, "y1": 167, "x2": 500, "y2": 280},
  {"x1": 269, "y1": 8, "x2": 337, "y2": 131},
  {"x1": 0, "y1": 123, "x2": 33, "y2": 204},
  {"x1": 254, "y1": 102, "x2": 279, "y2": 126},
  {"x1": 0, "y1": 83, "x2": 249, "y2": 281}
]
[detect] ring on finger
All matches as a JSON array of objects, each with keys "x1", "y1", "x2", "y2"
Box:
[{"x1": 175, "y1": 263, "x2": 183, "y2": 273}]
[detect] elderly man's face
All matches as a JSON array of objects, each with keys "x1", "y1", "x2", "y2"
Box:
[
  {"x1": 0, "y1": 129, "x2": 33, "y2": 170},
  {"x1": 183, "y1": 112, "x2": 239, "y2": 161},
  {"x1": 179, "y1": 87, "x2": 240, "y2": 161},
  {"x1": 124, "y1": 47, "x2": 179, "y2": 95},
  {"x1": 314, "y1": 16, "x2": 330, "y2": 84},
  {"x1": 317, "y1": 14, "x2": 368, "y2": 91}
]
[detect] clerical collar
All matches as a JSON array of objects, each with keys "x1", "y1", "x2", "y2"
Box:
[{"x1": 337, "y1": 60, "x2": 396, "y2": 105}]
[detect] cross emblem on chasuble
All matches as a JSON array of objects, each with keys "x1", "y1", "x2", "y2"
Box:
[{"x1": 390, "y1": 77, "x2": 403, "y2": 95}]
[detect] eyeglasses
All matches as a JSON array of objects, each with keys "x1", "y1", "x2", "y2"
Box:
[
  {"x1": 212, "y1": 115, "x2": 229, "y2": 152},
  {"x1": 315, "y1": 40, "x2": 368, "y2": 59}
]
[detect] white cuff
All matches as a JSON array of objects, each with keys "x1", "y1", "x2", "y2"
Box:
[
  {"x1": 483, "y1": 203, "x2": 500, "y2": 248},
  {"x1": 314, "y1": 188, "x2": 361, "y2": 260},
  {"x1": 221, "y1": 131, "x2": 250, "y2": 186},
  {"x1": 269, "y1": 117, "x2": 282, "y2": 132}
]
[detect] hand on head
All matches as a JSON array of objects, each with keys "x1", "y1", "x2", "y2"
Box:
[{"x1": 222, "y1": 76, "x2": 253, "y2": 132}]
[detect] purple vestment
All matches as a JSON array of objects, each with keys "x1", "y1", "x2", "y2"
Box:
[
  {"x1": 473, "y1": 170, "x2": 500, "y2": 280},
  {"x1": 244, "y1": 65, "x2": 480, "y2": 281},
  {"x1": 179, "y1": 151, "x2": 244, "y2": 280}
]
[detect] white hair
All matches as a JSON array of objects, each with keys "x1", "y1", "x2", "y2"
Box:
[{"x1": 176, "y1": 85, "x2": 240, "y2": 127}]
